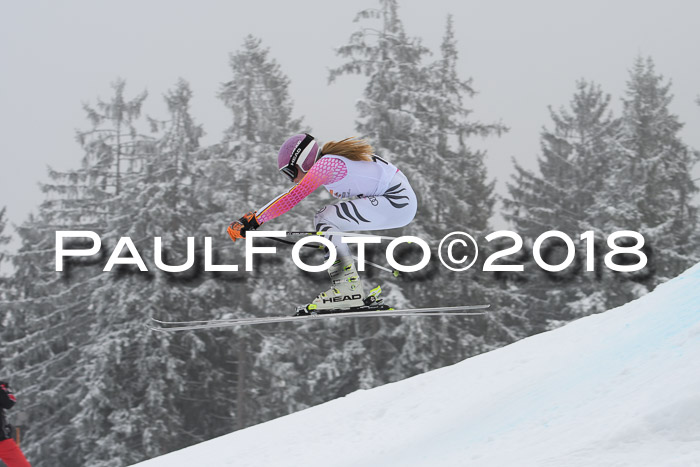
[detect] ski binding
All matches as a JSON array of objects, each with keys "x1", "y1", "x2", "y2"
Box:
[{"x1": 293, "y1": 285, "x2": 388, "y2": 316}]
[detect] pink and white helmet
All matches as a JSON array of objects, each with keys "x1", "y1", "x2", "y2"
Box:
[{"x1": 277, "y1": 133, "x2": 319, "y2": 180}]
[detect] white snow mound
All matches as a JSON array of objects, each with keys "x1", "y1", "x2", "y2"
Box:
[{"x1": 133, "y1": 263, "x2": 700, "y2": 467}]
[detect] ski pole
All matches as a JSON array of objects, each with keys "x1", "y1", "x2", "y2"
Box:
[
  {"x1": 357, "y1": 257, "x2": 400, "y2": 277},
  {"x1": 203, "y1": 230, "x2": 401, "y2": 252},
  {"x1": 283, "y1": 231, "x2": 401, "y2": 241}
]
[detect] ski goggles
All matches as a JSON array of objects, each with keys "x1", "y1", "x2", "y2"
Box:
[
  {"x1": 279, "y1": 164, "x2": 299, "y2": 181},
  {"x1": 279, "y1": 133, "x2": 316, "y2": 181}
]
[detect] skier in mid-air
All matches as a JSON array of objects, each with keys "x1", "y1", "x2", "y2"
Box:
[{"x1": 228, "y1": 133, "x2": 417, "y2": 313}]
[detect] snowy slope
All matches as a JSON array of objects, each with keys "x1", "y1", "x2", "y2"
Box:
[{"x1": 133, "y1": 264, "x2": 700, "y2": 467}]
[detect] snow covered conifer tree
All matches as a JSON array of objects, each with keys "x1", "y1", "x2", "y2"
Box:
[
  {"x1": 0, "y1": 207, "x2": 11, "y2": 350},
  {"x1": 505, "y1": 80, "x2": 623, "y2": 329},
  {"x1": 211, "y1": 35, "x2": 310, "y2": 230},
  {"x1": 195, "y1": 36, "x2": 318, "y2": 430},
  {"x1": 329, "y1": 0, "x2": 430, "y2": 155},
  {"x1": 78, "y1": 78, "x2": 149, "y2": 198},
  {"x1": 417, "y1": 15, "x2": 506, "y2": 233},
  {"x1": 219, "y1": 35, "x2": 302, "y2": 145},
  {"x1": 320, "y1": 0, "x2": 431, "y2": 395},
  {"x1": 0, "y1": 207, "x2": 10, "y2": 302},
  {"x1": 0, "y1": 80, "x2": 155, "y2": 466},
  {"x1": 507, "y1": 60, "x2": 700, "y2": 328},
  {"x1": 389, "y1": 15, "x2": 518, "y2": 377},
  {"x1": 506, "y1": 80, "x2": 621, "y2": 237},
  {"x1": 326, "y1": 6, "x2": 521, "y2": 397},
  {"x1": 601, "y1": 57, "x2": 700, "y2": 284},
  {"x1": 0, "y1": 207, "x2": 9, "y2": 270},
  {"x1": 74, "y1": 79, "x2": 211, "y2": 466}
]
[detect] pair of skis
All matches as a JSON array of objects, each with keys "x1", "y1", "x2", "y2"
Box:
[
  {"x1": 149, "y1": 304, "x2": 490, "y2": 332},
  {"x1": 147, "y1": 232, "x2": 489, "y2": 332}
]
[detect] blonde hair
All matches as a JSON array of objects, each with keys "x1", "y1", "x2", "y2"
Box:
[{"x1": 319, "y1": 137, "x2": 374, "y2": 162}]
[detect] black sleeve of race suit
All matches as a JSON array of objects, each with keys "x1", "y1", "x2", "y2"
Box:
[{"x1": 0, "y1": 382, "x2": 16, "y2": 410}]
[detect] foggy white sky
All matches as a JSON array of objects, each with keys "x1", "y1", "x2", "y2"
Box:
[{"x1": 2, "y1": 0, "x2": 700, "y2": 242}]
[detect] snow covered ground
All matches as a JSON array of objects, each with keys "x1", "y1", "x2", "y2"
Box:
[{"x1": 133, "y1": 264, "x2": 700, "y2": 467}]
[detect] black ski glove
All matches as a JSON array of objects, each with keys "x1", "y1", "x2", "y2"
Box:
[
  {"x1": 227, "y1": 211, "x2": 261, "y2": 242},
  {"x1": 0, "y1": 381, "x2": 16, "y2": 409}
]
